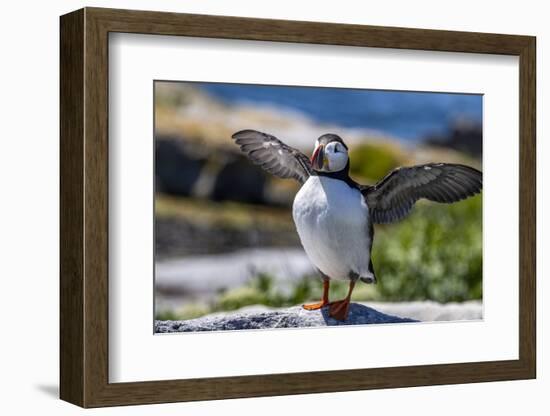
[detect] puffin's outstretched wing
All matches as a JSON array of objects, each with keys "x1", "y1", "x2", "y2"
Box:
[
  {"x1": 361, "y1": 163, "x2": 482, "y2": 224},
  {"x1": 232, "y1": 129, "x2": 313, "y2": 184}
]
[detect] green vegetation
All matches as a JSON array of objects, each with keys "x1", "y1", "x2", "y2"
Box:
[
  {"x1": 349, "y1": 142, "x2": 404, "y2": 181},
  {"x1": 156, "y1": 194, "x2": 294, "y2": 230},
  {"x1": 372, "y1": 194, "x2": 482, "y2": 302},
  {"x1": 156, "y1": 194, "x2": 482, "y2": 321}
]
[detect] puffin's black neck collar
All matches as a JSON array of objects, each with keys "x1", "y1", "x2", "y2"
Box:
[{"x1": 313, "y1": 162, "x2": 358, "y2": 188}]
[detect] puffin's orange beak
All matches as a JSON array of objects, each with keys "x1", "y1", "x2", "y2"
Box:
[{"x1": 311, "y1": 144, "x2": 325, "y2": 170}]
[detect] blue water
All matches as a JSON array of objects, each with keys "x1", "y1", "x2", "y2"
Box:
[{"x1": 198, "y1": 82, "x2": 482, "y2": 141}]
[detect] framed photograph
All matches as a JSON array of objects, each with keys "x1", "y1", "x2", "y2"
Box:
[{"x1": 60, "y1": 7, "x2": 536, "y2": 408}]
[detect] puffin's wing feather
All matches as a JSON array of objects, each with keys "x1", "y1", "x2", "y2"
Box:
[
  {"x1": 361, "y1": 163, "x2": 482, "y2": 224},
  {"x1": 232, "y1": 129, "x2": 312, "y2": 184}
]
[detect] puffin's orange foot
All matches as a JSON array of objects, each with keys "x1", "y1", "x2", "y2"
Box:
[
  {"x1": 303, "y1": 301, "x2": 329, "y2": 311},
  {"x1": 328, "y1": 299, "x2": 351, "y2": 321}
]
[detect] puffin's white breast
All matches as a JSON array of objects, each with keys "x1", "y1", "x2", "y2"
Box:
[{"x1": 292, "y1": 175, "x2": 371, "y2": 280}]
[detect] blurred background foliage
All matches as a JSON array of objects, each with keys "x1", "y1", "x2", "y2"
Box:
[
  {"x1": 154, "y1": 82, "x2": 483, "y2": 321},
  {"x1": 349, "y1": 143, "x2": 403, "y2": 181}
]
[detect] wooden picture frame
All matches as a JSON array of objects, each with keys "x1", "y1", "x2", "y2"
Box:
[{"x1": 60, "y1": 7, "x2": 536, "y2": 408}]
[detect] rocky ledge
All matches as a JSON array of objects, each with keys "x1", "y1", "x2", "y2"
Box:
[
  {"x1": 155, "y1": 302, "x2": 482, "y2": 333},
  {"x1": 155, "y1": 301, "x2": 482, "y2": 333},
  {"x1": 156, "y1": 303, "x2": 413, "y2": 333}
]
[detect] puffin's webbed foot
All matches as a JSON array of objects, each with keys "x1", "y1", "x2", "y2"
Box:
[
  {"x1": 328, "y1": 280, "x2": 355, "y2": 321},
  {"x1": 303, "y1": 279, "x2": 330, "y2": 311},
  {"x1": 328, "y1": 299, "x2": 351, "y2": 321},
  {"x1": 302, "y1": 301, "x2": 329, "y2": 311}
]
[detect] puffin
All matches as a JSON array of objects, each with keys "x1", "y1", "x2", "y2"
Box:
[{"x1": 231, "y1": 129, "x2": 482, "y2": 321}]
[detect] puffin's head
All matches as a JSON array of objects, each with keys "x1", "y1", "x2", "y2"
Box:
[{"x1": 310, "y1": 134, "x2": 349, "y2": 173}]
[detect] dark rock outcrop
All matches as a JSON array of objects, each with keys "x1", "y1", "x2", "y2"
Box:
[
  {"x1": 155, "y1": 135, "x2": 269, "y2": 204},
  {"x1": 425, "y1": 119, "x2": 482, "y2": 157},
  {"x1": 155, "y1": 137, "x2": 205, "y2": 195},
  {"x1": 155, "y1": 304, "x2": 416, "y2": 333}
]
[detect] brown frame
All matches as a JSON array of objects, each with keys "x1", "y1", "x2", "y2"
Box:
[{"x1": 60, "y1": 7, "x2": 536, "y2": 408}]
